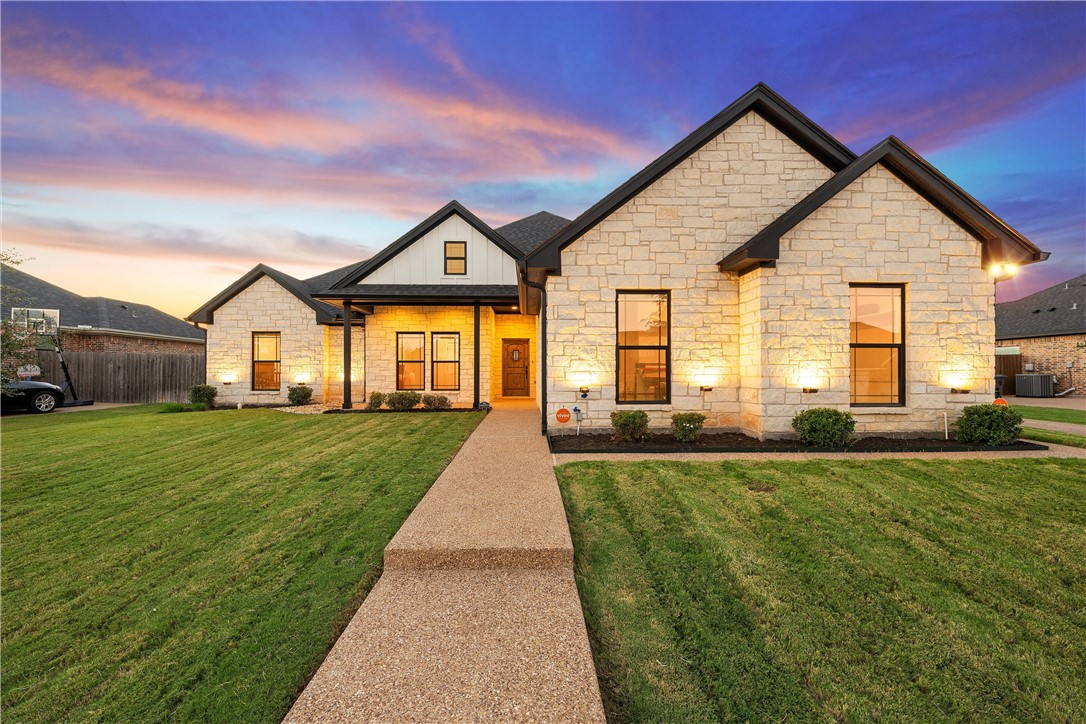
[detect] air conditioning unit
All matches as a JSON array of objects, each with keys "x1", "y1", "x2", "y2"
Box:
[{"x1": 1015, "y1": 374, "x2": 1056, "y2": 397}]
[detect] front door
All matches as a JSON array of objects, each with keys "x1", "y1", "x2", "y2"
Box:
[{"x1": 502, "y1": 339, "x2": 530, "y2": 397}]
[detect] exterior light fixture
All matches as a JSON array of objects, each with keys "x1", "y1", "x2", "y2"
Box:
[
  {"x1": 221, "y1": 372, "x2": 238, "y2": 385},
  {"x1": 990, "y1": 262, "x2": 1018, "y2": 280},
  {"x1": 802, "y1": 387, "x2": 818, "y2": 394},
  {"x1": 579, "y1": 386, "x2": 589, "y2": 399},
  {"x1": 293, "y1": 372, "x2": 311, "y2": 384},
  {"x1": 950, "y1": 387, "x2": 971, "y2": 394},
  {"x1": 700, "y1": 385, "x2": 714, "y2": 393}
]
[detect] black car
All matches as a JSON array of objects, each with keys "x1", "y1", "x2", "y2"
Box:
[{"x1": 1, "y1": 380, "x2": 64, "y2": 414}]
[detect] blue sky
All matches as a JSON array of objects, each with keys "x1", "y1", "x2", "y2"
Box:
[{"x1": 2, "y1": 1, "x2": 1083, "y2": 315}]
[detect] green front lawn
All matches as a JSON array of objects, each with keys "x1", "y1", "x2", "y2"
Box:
[
  {"x1": 1011, "y1": 404, "x2": 1086, "y2": 425},
  {"x1": 2, "y1": 405, "x2": 483, "y2": 722},
  {"x1": 557, "y1": 459, "x2": 1086, "y2": 722}
]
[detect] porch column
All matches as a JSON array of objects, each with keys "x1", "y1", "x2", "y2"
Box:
[
  {"x1": 342, "y1": 302, "x2": 352, "y2": 409},
  {"x1": 473, "y1": 302, "x2": 480, "y2": 409}
]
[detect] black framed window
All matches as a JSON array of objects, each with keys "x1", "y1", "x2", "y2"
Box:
[
  {"x1": 397, "y1": 332, "x2": 425, "y2": 390},
  {"x1": 444, "y1": 241, "x2": 467, "y2": 275},
  {"x1": 616, "y1": 291, "x2": 670, "y2": 403},
  {"x1": 431, "y1": 332, "x2": 460, "y2": 391},
  {"x1": 850, "y1": 284, "x2": 905, "y2": 406},
  {"x1": 252, "y1": 332, "x2": 281, "y2": 391}
]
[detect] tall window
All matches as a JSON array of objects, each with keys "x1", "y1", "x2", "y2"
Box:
[
  {"x1": 397, "y1": 332, "x2": 425, "y2": 390},
  {"x1": 616, "y1": 291, "x2": 670, "y2": 403},
  {"x1": 431, "y1": 333, "x2": 460, "y2": 391},
  {"x1": 252, "y1": 332, "x2": 281, "y2": 391},
  {"x1": 444, "y1": 241, "x2": 467, "y2": 275},
  {"x1": 850, "y1": 285, "x2": 905, "y2": 406}
]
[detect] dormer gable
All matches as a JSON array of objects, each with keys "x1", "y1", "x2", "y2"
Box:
[{"x1": 332, "y1": 201, "x2": 522, "y2": 288}]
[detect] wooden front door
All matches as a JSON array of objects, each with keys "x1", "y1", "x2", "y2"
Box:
[{"x1": 502, "y1": 339, "x2": 530, "y2": 397}]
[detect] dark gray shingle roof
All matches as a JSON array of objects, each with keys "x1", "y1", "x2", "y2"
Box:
[
  {"x1": 996, "y1": 274, "x2": 1086, "y2": 340},
  {"x1": 496, "y1": 212, "x2": 571, "y2": 255},
  {"x1": 2, "y1": 264, "x2": 205, "y2": 341}
]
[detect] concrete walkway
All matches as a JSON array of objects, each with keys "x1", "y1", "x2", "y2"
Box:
[
  {"x1": 286, "y1": 400, "x2": 605, "y2": 722},
  {"x1": 1009, "y1": 395, "x2": 1085, "y2": 411}
]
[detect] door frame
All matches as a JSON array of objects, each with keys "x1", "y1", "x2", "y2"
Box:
[{"x1": 501, "y1": 338, "x2": 531, "y2": 397}]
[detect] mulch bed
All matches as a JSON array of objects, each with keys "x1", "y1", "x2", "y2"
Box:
[
  {"x1": 549, "y1": 431, "x2": 1048, "y2": 454},
  {"x1": 323, "y1": 407, "x2": 482, "y2": 414}
]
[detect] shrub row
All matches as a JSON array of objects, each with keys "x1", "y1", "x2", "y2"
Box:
[
  {"x1": 609, "y1": 410, "x2": 707, "y2": 443},
  {"x1": 367, "y1": 390, "x2": 451, "y2": 411}
]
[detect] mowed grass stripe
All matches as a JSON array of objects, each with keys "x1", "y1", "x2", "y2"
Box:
[
  {"x1": 2, "y1": 406, "x2": 483, "y2": 722},
  {"x1": 557, "y1": 458, "x2": 1086, "y2": 722}
]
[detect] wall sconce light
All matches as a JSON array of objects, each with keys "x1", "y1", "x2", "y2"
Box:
[
  {"x1": 950, "y1": 387, "x2": 971, "y2": 394},
  {"x1": 802, "y1": 386, "x2": 818, "y2": 394},
  {"x1": 221, "y1": 373, "x2": 238, "y2": 385},
  {"x1": 579, "y1": 386, "x2": 589, "y2": 399},
  {"x1": 700, "y1": 385, "x2": 714, "y2": 393},
  {"x1": 797, "y1": 362, "x2": 821, "y2": 394},
  {"x1": 293, "y1": 372, "x2": 311, "y2": 384},
  {"x1": 990, "y1": 262, "x2": 1018, "y2": 280}
]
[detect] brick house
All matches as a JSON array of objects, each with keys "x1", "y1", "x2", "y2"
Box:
[
  {"x1": 2, "y1": 264, "x2": 205, "y2": 354},
  {"x1": 189, "y1": 84, "x2": 1048, "y2": 438},
  {"x1": 996, "y1": 275, "x2": 1086, "y2": 396}
]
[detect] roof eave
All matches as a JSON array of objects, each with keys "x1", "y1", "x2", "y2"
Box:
[{"x1": 187, "y1": 264, "x2": 337, "y2": 324}]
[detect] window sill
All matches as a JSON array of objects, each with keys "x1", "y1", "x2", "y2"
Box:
[{"x1": 851, "y1": 407, "x2": 911, "y2": 415}]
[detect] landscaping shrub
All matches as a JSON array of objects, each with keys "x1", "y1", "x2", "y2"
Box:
[
  {"x1": 611, "y1": 410, "x2": 651, "y2": 443},
  {"x1": 955, "y1": 404, "x2": 1023, "y2": 446},
  {"x1": 671, "y1": 412, "x2": 707, "y2": 443},
  {"x1": 188, "y1": 384, "x2": 217, "y2": 407},
  {"x1": 792, "y1": 407, "x2": 855, "y2": 447},
  {"x1": 366, "y1": 391, "x2": 387, "y2": 411},
  {"x1": 287, "y1": 385, "x2": 313, "y2": 406},
  {"x1": 421, "y1": 394, "x2": 452, "y2": 411},
  {"x1": 386, "y1": 390, "x2": 422, "y2": 411},
  {"x1": 160, "y1": 403, "x2": 209, "y2": 414}
]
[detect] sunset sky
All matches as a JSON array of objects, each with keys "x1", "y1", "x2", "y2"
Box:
[{"x1": 2, "y1": 2, "x2": 1083, "y2": 319}]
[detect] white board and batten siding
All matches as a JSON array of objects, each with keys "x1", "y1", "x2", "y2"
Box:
[{"x1": 362, "y1": 214, "x2": 518, "y2": 285}]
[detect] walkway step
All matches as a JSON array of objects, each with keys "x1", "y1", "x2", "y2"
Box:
[
  {"x1": 384, "y1": 408, "x2": 573, "y2": 571},
  {"x1": 285, "y1": 569, "x2": 604, "y2": 722}
]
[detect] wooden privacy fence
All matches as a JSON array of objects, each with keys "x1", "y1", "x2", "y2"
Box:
[{"x1": 34, "y1": 350, "x2": 206, "y2": 403}]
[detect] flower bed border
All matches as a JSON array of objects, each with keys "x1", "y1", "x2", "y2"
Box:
[{"x1": 548, "y1": 433, "x2": 1048, "y2": 454}]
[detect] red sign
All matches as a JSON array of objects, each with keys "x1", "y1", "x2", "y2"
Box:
[
  {"x1": 555, "y1": 408, "x2": 571, "y2": 423},
  {"x1": 993, "y1": 398, "x2": 1009, "y2": 407}
]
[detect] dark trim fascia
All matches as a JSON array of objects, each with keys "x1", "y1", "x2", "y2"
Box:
[
  {"x1": 187, "y1": 264, "x2": 337, "y2": 324},
  {"x1": 719, "y1": 136, "x2": 1048, "y2": 273},
  {"x1": 524, "y1": 83, "x2": 856, "y2": 275},
  {"x1": 332, "y1": 201, "x2": 523, "y2": 288},
  {"x1": 996, "y1": 330, "x2": 1086, "y2": 342},
  {"x1": 315, "y1": 294, "x2": 519, "y2": 307}
]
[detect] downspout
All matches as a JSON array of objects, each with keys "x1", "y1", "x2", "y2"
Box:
[
  {"x1": 520, "y1": 267, "x2": 548, "y2": 435},
  {"x1": 361, "y1": 315, "x2": 367, "y2": 404}
]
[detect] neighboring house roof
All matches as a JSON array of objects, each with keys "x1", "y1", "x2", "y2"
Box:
[
  {"x1": 496, "y1": 212, "x2": 571, "y2": 256},
  {"x1": 2, "y1": 264, "x2": 205, "y2": 342},
  {"x1": 524, "y1": 82, "x2": 857, "y2": 273},
  {"x1": 331, "y1": 200, "x2": 523, "y2": 288},
  {"x1": 187, "y1": 264, "x2": 341, "y2": 324},
  {"x1": 995, "y1": 274, "x2": 1086, "y2": 340},
  {"x1": 719, "y1": 136, "x2": 1049, "y2": 275}
]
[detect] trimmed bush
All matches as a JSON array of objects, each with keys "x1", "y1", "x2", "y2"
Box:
[
  {"x1": 611, "y1": 410, "x2": 651, "y2": 443},
  {"x1": 955, "y1": 404, "x2": 1023, "y2": 446},
  {"x1": 287, "y1": 385, "x2": 313, "y2": 406},
  {"x1": 366, "y1": 391, "x2": 387, "y2": 411},
  {"x1": 421, "y1": 394, "x2": 452, "y2": 411},
  {"x1": 386, "y1": 390, "x2": 422, "y2": 411},
  {"x1": 671, "y1": 412, "x2": 707, "y2": 443},
  {"x1": 189, "y1": 384, "x2": 217, "y2": 407},
  {"x1": 792, "y1": 407, "x2": 855, "y2": 447},
  {"x1": 160, "y1": 403, "x2": 208, "y2": 414}
]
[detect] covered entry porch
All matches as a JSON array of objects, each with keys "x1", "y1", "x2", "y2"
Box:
[{"x1": 314, "y1": 286, "x2": 538, "y2": 409}]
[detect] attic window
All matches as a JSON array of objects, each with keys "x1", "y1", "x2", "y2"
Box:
[{"x1": 444, "y1": 241, "x2": 467, "y2": 275}]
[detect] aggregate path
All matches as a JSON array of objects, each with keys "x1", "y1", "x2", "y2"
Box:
[{"x1": 285, "y1": 400, "x2": 605, "y2": 723}]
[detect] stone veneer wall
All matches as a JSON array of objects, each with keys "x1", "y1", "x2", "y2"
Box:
[
  {"x1": 753, "y1": 163, "x2": 995, "y2": 437},
  {"x1": 545, "y1": 111, "x2": 833, "y2": 432},
  {"x1": 363, "y1": 305, "x2": 491, "y2": 407},
  {"x1": 205, "y1": 275, "x2": 345, "y2": 405},
  {"x1": 490, "y1": 313, "x2": 538, "y2": 398},
  {"x1": 998, "y1": 334, "x2": 1086, "y2": 395}
]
